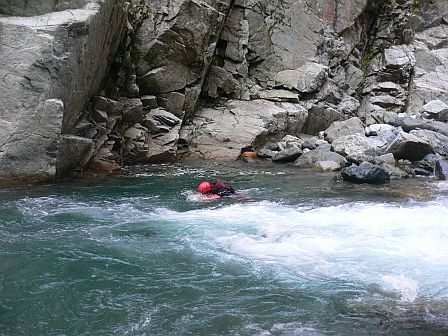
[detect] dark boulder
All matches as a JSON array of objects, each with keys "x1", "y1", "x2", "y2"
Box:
[
  {"x1": 257, "y1": 148, "x2": 277, "y2": 159},
  {"x1": 419, "y1": 154, "x2": 442, "y2": 173},
  {"x1": 341, "y1": 164, "x2": 391, "y2": 184},
  {"x1": 272, "y1": 147, "x2": 303, "y2": 163},
  {"x1": 435, "y1": 160, "x2": 448, "y2": 180},
  {"x1": 384, "y1": 132, "x2": 435, "y2": 161}
]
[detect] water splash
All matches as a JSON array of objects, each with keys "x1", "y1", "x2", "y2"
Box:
[{"x1": 152, "y1": 200, "x2": 448, "y2": 303}]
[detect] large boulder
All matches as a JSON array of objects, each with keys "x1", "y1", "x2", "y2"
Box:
[
  {"x1": 341, "y1": 164, "x2": 390, "y2": 184},
  {"x1": 138, "y1": 65, "x2": 188, "y2": 95},
  {"x1": 422, "y1": 99, "x2": 448, "y2": 121},
  {"x1": 122, "y1": 124, "x2": 150, "y2": 164},
  {"x1": 272, "y1": 147, "x2": 303, "y2": 163},
  {"x1": 381, "y1": 45, "x2": 416, "y2": 83},
  {"x1": 324, "y1": 117, "x2": 365, "y2": 143},
  {"x1": 57, "y1": 135, "x2": 95, "y2": 178},
  {"x1": 314, "y1": 161, "x2": 342, "y2": 172},
  {"x1": 0, "y1": 1, "x2": 126, "y2": 185},
  {"x1": 303, "y1": 102, "x2": 344, "y2": 135},
  {"x1": 295, "y1": 148, "x2": 347, "y2": 167},
  {"x1": 0, "y1": 99, "x2": 64, "y2": 185},
  {"x1": 331, "y1": 133, "x2": 389, "y2": 163},
  {"x1": 143, "y1": 108, "x2": 182, "y2": 134},
  {"x1": 384, "y1": 131, "x2": 435, "y2": 161},
  {"x1": 409, "y1": 129, "x2": 448, "y2": 157},
  {"x1": 147, "y1": 125, "x2": 182, "y2": 163},
  {"x1": 185, "y1": 100, "x2": 308, "y2": 160},
  {"x1": 395, "y1": 117, "x2": 448, "y2": 137},
  {"x1": 141, "y1": 109, "x2": 182, "y2": 163},
  {"x1": 435, "y1": 160, "x2": 448, "y2": 180}
]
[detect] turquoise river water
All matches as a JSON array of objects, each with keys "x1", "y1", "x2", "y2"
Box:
[{"x1": 1, "y1": 161, "x2": 448, "y2": 335}]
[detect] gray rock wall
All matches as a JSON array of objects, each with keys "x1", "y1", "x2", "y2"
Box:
[
  {"x1": 0, "y1": 0, "x2": 93, "y2": 16},
  {"x1": 408, "y1": 0, "x2": 448, "y2": 115},
  {"x1": 0, "y1": 0, "x2": 126, "y2": 185},
  {"x1": 1, "y1": 0, "x2": 448, "y2": 183},
  {"x1": 135, "y1": 0, "x2": 233, "y2": 119}
]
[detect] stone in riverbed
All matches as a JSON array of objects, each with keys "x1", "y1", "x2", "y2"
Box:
[
  {"x1": 272, "y1": 147, "x2": 303, "y2": 163},
  {"x1": 341, "y1": 164, "x2": 390, "y2": 184},
  {"x1": 257, "y1": 149, "x2": 277, "y2": 159},
  {"x1": 295, "y1": 148, "x2": 347, "y2": 167},
  {"x1": 277, "y1": 135, "x2": 303, "y2": 151},
  {"x1": 365, "y1": 124, "x2": 395, "y2": 136},
  {"x1": 384, "y1": 132, "x2": 435, "y2": 162},
  {"x1": 314, "y1": 161, "x2": 342, "y2": 172},
  {"x1": 378, "y1": 163, "x2": 409, "y2": 179},
  {"x1": 331, "y1": 133, "x2": 388, "y2": 164},
  {"x1": 374, "y1": 153, "x2": 396, "y2": 166},
  {"x1": 419, "y1": 153, "x2": 442, "y2": 173},
  {"x1": 435, "y1": 160, "x2": 448, "y2": 180}
]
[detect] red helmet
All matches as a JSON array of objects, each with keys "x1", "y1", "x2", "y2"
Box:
[{"x1": 198, "y1": 181, "x2": 212, "y2": 194}]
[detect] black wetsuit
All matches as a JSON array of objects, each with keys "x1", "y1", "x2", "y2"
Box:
[{"x1": 210, "y1": 179, "x2": 235, "y2": 197}]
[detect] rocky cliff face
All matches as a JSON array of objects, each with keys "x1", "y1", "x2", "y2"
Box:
[
  {"x1": 0, "y1": 0, "x2": 126, "y2": 185},
  {"x1": 0, "y1": 0, "x2": 447, "y2": 185}
]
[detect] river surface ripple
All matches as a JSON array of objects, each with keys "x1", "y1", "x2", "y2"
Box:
[{"x1": 1, "y1": 162, "x2": 447, "y2": 335}]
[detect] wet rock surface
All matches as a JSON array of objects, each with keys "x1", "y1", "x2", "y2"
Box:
[{"x1": 341, "y1": 164, "x2": 391, "y2": 185}]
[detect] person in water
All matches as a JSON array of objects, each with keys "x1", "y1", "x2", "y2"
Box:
[{"x1": 197, "y1": 179, "x2": 236, "y2": 197}]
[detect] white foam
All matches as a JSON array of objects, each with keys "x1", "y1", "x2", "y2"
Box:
[
  {"x1": 15, "y1": 194, "x2": 448, "y2": 303},
  {"x1": 182, "y1": 190, "x2": 220, "y2": 203},
  {"x1": 436, "y1": 181, "x2": 448, "y2": 191},
  {"x1": 153, "y1": 200, "x2": 448, "y2": 302},
  {"x1": 382, "y1": 274, "x2": 419, "y2": 302}
]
